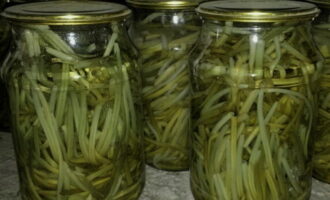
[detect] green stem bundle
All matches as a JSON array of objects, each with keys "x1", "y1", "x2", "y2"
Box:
[
  {"x1": 312, "y1": 22, "x2": 330, "y2": 183},
  {"x1": 3, "y1": 23, "x2": 144, "y2": 200},
  {"x1": 134, "y1": 11, "x2": 199, "y2": 170},
  {"x1": 191, "y1": 22, "x2": 320, "y2": 200}
]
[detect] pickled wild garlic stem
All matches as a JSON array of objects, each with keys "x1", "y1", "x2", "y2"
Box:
[
  {"x1": 310, "y1": 21, "x2": 330, "y2": 181},
  {"x1": 134, "y1": 11, "x2": 199, "y2": 170},
  {"x1": 191, "y1": 21, "x2": 318, "y2": 200},
  {"x1": 4, "y1": 24, "x2": 144, "y2": 200}
]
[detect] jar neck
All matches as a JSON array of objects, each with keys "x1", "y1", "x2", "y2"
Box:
[
  {"x1": 131, "y1": 7, "x2": 198, "y2": 25},
  {"x1": 200, "y1": 19, "x2": 312, "y2": 36},
  {"x1": 313, "y1": 7, "x2": 330, "y2": 25},
  {"x1": 10, "y1": 20, "x2": 135, "y2": 59},
  {"x1": 131, "y1": 7, "x2": 196, "y2": 13}
]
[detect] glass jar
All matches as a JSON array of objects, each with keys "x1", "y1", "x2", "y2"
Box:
[
  {"x1": 308, "y1": 0, "x2": 330, "y2": 183},
  {"x1": 2, "y1": 2, "x2": 144, "y2": 200},
  {"x1": 190, "y1": 1, "x2": 322, "y2": 199},
  {"x1": 127, "y1": 0, "x2": 200, "y2": 171}
]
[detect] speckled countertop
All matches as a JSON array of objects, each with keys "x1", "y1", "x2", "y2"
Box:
[{"x1": 0, "y1": 131, "x2": 330, "y2": 200}]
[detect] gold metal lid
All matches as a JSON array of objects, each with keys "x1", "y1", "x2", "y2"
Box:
[
  {"x1": 3, "y1": 1, "x2": 131, "y2": 25},
  {"x1": 196, "y1": 1, "x2": 320, "y2": 22},
  {"x1": 126, "y1": 0, "x2": 198, "y2": 9}
]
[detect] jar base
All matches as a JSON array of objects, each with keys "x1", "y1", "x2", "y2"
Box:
[
  {"x1": 313, "y1": 170, "x2": 330, "y2": 184},
  {"x1": 146, "y1": 160, "x2": 189, "y2": 171},
  {"x1": 190, "y1": 178, "x2": 312, "y2": 200}
]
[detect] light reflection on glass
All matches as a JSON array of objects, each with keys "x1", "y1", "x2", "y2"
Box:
[
  {"x1": 68, "y1": 32, "x2": 76, "y2": 46},
  {"x1": 172, "y1": 15, "x2": 179, "y2": 24}
]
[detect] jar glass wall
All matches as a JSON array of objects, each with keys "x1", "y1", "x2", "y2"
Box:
[
  {"x1": 2, "y1": 2, "x2": 144, "y2": 199},
  {"x1": 128, "y1": 0, "x2": 200, "y2": 171},
  {"x1": 309, "y1": 1, "x2": 330, "y2": 183},
  {"x1": 190, "y1": 1, "x2": 322, "y2": 199}
]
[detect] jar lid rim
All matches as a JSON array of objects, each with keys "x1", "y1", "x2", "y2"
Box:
[
  {"x1": 126, "y1": 0, "x2": 198, "y2": 9},
  {"x1": 3, "y1": 1, "x2": 131, "y2": 25},
  {"x1": 197, "y1": 0, "x2": 320, "y2": 23}
]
